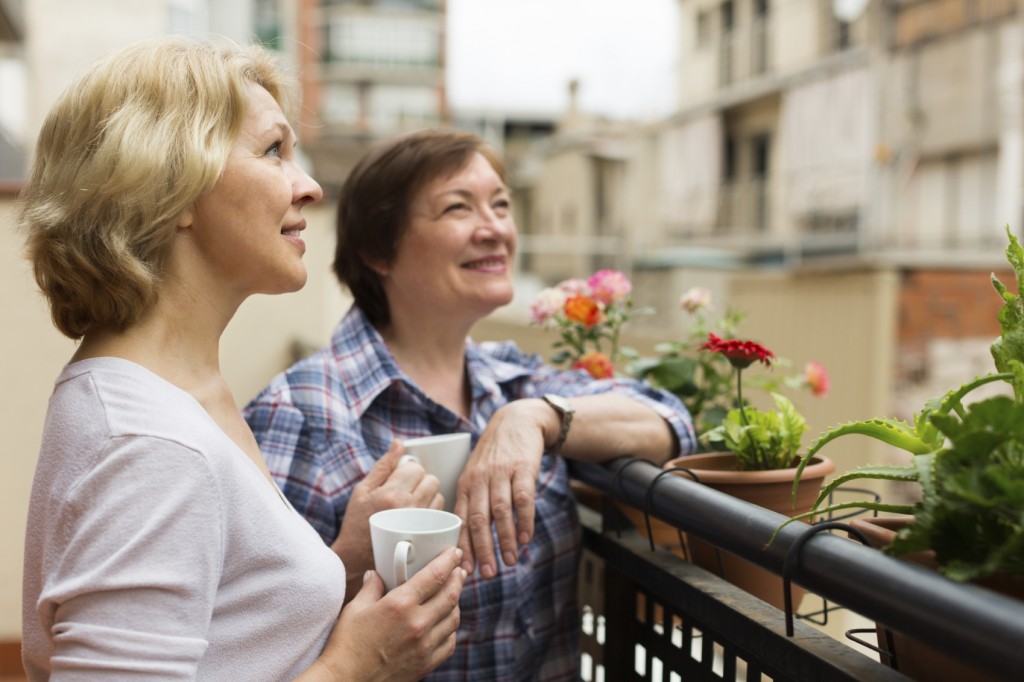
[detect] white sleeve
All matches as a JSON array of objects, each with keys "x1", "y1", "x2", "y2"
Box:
[{"x1": 37, "y1": 436, "x2": 223, "y2": 680}]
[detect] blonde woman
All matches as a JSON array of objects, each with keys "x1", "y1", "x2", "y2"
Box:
[{"x1": 20, "y1": 36, "x2": 463, "y2": 681}]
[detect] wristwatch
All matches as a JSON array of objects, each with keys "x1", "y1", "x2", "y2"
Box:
[{"x1": 542, "y1": 394, "x2": 575, "y2": 453}]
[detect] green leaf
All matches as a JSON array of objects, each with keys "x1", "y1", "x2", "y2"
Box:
[
  {"x1": 638, "y1": 356, "x2": 698, "y2": 393},
  {"x1": 550, "y1": 349, "x2": 572, "y2": 365},
  {"x1": 809, "y1": 463, "x2": 921, "y2": 510},
  {"x1": 772, "y1": 392, "x2": 807, "y2": 456}
]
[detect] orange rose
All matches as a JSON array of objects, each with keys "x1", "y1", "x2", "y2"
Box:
[
  {"x1": 574, "y1": 351, "x2": 615, "y2": 379},
  {"x1": 564, "y1": 295, "x2": 604, "y2": 328}
]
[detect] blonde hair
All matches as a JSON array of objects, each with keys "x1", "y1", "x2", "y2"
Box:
[{"x1": 20, "y1": 35, "x2": 296, "y2": 339}]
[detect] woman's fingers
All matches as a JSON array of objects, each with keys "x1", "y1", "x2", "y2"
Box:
[
  {"x1": 511, "y1": 467, "x2": 536, "y2": 548},
  {"x1": 489, "y1": 473, "x2": 519, "y2": 569},
  {"x1": 323, "y1": 548, "x2": 464, "y2": 680},
  {"x1": 465, "y1": 484, "x2": 498, "y2": 578}
]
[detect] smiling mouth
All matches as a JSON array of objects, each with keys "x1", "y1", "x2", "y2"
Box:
[{"x1": 463, "y1": 257, "x2": 506, "y2": 270}]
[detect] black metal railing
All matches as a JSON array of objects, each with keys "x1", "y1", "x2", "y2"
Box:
[{"x1": 571, "y1": 457, "x2": 1024, "y2": 680}]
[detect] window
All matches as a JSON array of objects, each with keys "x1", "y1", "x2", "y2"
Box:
[
  {"x1": 326, "y1": 14, "x2": 439, "y2": 66},
  {"x1": 254, "y1": 0, "x2": 282, "y2": 50},
  {"x1": 696, "y1": 10, "x2": 710, "y2": 48},
  {"x1": 721, "y1": 1, "x2": 734, "y2": 33},
  {"x1": 323, "y1": 83, "x2": 364, "y2": 124},
  {"x1": 369, "y1": 85, "x2": 439, "y2": 129},
  {"x1": 723, "y1": 135, "x2": 737, "y2": 181}
]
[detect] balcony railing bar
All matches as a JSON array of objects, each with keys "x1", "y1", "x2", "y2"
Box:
[
  {"x1": 571, "y1": 457, "x2": 1024, "y2": 680},
  {"x1": 577, "y1": 506, "x2": 908, "y2": 680}
]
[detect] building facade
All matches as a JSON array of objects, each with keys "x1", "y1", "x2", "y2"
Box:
[
  {"x1": 299, "y1": 0, "x2": 448, "y2": 193},
  {"x1": 501, "y1": 0, "x2": 1024, "y2": 498},
  {"x1": 514, "y1": 0, "x2": 1021, "y2": 391}
]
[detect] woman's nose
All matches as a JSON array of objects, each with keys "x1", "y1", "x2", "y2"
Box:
[
  {"x1": 293, "y1": 163, "x2": 323, "y2": 206},
  {"x1": 476, "y1": 207, "x2": 515, "y2": 240}
]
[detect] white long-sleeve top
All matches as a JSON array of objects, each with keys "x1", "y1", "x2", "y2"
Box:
[{"x1": 22, "y1": 357, "x2": 346, "y2": 681}]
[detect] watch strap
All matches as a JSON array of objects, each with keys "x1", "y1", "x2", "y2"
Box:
[{"x1": 542, "y1": 394, "x2": 574, "y2": 453}]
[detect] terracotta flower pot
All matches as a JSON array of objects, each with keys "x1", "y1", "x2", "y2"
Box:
[
  {"x1": 615, "y1": 451, "x2": 835, "y2": 611},
  {"x1": 849, "y1": 516, "x2": 1024, "y2": 681}
]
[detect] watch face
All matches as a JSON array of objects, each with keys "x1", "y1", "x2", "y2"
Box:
[{"x1": 545, "y1": 394, "x2": 572, "y2": 413}]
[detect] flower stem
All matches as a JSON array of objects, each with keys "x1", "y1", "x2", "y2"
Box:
[{"x1": 735, "y1": 367, "x2": 767, "y2": 469}]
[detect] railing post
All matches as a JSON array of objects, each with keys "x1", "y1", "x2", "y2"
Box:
[{"x1": 602, "y1": 559, "x2": 640, "y2": 681}]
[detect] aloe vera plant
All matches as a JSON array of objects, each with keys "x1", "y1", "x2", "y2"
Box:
[{"x1": 774, "y1": 227, "x2": 1024, "y2": 582}]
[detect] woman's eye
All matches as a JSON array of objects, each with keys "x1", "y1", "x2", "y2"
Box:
[
  {"x1": 443, "y1": 202, "x2": 469, "y2": 214},
  {"x1": 265, "y1": 141, "x2": 283, "y2": 158}
]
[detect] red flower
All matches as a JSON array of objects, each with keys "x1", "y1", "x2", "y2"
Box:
[
  {"x1": 564, "y1": 294, "x2": 604, "y2": 328},
  {"x1": 574, "y1": 351, "x2": 615, "y2": 379},
  {"x1": 700, "y1": 333, "x2": 775, "y2": 369}
]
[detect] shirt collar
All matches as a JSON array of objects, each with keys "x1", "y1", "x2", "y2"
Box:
[
  {"x1": 331, "y1": 304, "x2": 536, "y2": 418},
  {"x1": 329, "y1": 305, "x2": 406, "y2": 418},
  {"x1": 464, "y1": 337, "x2": 535, "y2": 403}
]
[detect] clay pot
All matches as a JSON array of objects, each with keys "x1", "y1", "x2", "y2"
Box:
[
  {"x1": 615, "y1": 451, "x2": 835, "y2": 611},
  {"x1": 849, "y1": 516, "x2": 1024, "y2": 681}
]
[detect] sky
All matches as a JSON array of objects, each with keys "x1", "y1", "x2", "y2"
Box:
[{"x1": 446, "y1": 0, "x2": 681, "y2": 121}]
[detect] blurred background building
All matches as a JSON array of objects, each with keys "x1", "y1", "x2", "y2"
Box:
[
  {"x1": 299, "y1": 0, "x2": 450, "y2": 193},
  {"x1": 505, "y1": 0, "x2": 1020, "y2": 448},
  {"x1": 2, "y1": 0, "x2": 1022, "y2": 670}
]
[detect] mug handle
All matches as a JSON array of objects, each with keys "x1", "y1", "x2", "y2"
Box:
[{"x1": 394, "y1": 540, "x2": 414, "y2": 586}]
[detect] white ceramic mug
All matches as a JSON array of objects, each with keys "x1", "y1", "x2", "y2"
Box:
[
  {"x1": 399, "y1": 432, "x2": 471, "y2": 512},
  {"x1": 369, "y1": 508, "x2": 463, "y2": 591}
]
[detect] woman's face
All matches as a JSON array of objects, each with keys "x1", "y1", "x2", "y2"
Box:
[
  {"x1": 180, "y1": 83, "x2": 322, "y2": 298},
  {"x1": 381, "y1": 152, "x2": 517, "y2": 327}
]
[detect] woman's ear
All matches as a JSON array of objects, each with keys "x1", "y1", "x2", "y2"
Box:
[
  {"x1": 365, "y1": 257, "x2": 390, "y2": 277},
  {"x1": 176, "y1": 207, "x2": 195, "y2": 230}
]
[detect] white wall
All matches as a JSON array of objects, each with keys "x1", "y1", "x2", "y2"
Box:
[
  {"x1": 0, "y1": 198, "x2": 75, "y2": 637},
  {"x1": 24, "y1": 1, "x2": 169, "y2": 146}
]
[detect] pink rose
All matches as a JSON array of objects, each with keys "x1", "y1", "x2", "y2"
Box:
[
  {"x1": 587, "y1": 269, "x2": 632, "y2": 306},
  {"x1": 557, "y1": 278, "x2": 591, "y2": 296}
]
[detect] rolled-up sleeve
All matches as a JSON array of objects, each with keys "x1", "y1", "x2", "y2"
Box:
[{"x1": 480, "y1": 342, "x2": 697, "y2": 457}]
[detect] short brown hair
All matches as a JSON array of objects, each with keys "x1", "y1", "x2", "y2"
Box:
[
  {"x1": 332, "y1": 128, "x2": 505, "y2": 327},
  {"x1": 20, "y1": 35, "x2": 295, "y2": 339}
]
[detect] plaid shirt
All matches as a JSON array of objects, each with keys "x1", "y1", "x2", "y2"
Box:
[{"x1": 243, "y1": 305, "x2": 696, "y2": 681}]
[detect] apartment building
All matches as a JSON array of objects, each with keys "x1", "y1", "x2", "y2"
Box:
[
  {"x1": 502, "y1": 0, "x2": 1024, "y2": 488},
  {"x1": 299, "y1": 0, "x2": 448, "y2": 193},
  {"x1": 520, "y1": 0, "x2": 1024, "y2": 401},
  {"x1": 622, "y1": 0, "x2": 1017, "y2": 259}
]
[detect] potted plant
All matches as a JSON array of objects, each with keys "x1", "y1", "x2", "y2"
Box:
[
  {"x1": 776, "y1": 227, "x2": 1024, "y2": 679},
  {"x1": 647, "y1": 331, "x2": 834, "y2": 610},
  {"x1": 531, "y1": 276, "x2": 833, "y2": 609}
]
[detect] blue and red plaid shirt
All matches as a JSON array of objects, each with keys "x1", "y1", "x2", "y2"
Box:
[{"x1": 243, "y1": 305, "x2": 696, "y2": 681}]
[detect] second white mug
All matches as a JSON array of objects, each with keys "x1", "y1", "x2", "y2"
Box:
[{"x1": 399, "y1": 432, "x2": 471, "y2": 512}]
